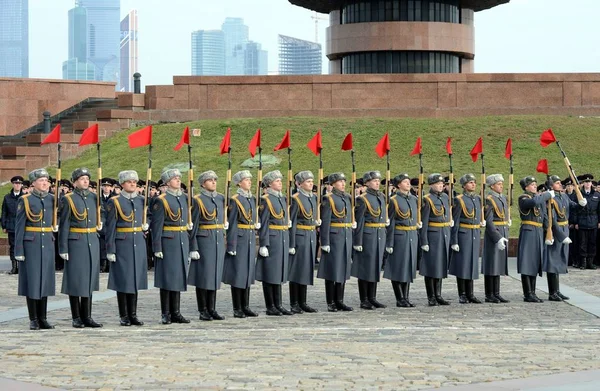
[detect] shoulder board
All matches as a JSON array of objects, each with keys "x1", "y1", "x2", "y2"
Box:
[
  {"x1": 231, "y1": 194, "x2": 239, "y2": 200},
  {"x1": 424, "y1": 194, "x2": 430, "y2": 199},
  {"x1": 456, "y1": 194, "x2": 463, "y2": 199},
  {"x1": 158, "y1": 193, "x2": 167, "y2": 199},
  {"x1": 519, "y1": 194, "x2": 532, "y2": 199},
  {"x1": 22, "y1": 193, "x2": 30, "y2": 199},
  {"x1": 261, "y1": 194, "x2": 269, "y2": 200},
  {"x1": 64, "y1": 193, "x2": 73, "y2": 199},
  {"x1": 110, "y1": 195, "x2": 120, "y2": 201},
  {"x1": 292, "y1": 193, "x2": 300, "y2": 199}
]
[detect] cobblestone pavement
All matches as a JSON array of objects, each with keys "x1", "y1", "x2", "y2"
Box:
[
  {"x1": 560, "y1": 267, "x2": 600, "y2": 298},
  {"x1": 1, "y1": 266, "x2": 599, "y2": 390}
]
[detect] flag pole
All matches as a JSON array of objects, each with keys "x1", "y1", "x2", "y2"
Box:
[
  {"x1": 546, "y1": 173, "x2": 554, "y2": 244},
  {"x1": 418, "y1": 153, "x2": 423, "y2": 225},
  {"x1": 187, "y1": 142, "x2": 194, "y2": 224},
  {"x1": 351, "y1": 149, "x2": 356, "y2": 224},
  {"x1": 256, "y1": 146, "x2": 262, "y2": 212},
  {"x1": 225, "y1": 146, "x2": 232, "y2": 225},
  {"x1": 53, "y1": 143, "x2": 62, "y2": 229},
  {"x1": 385, "y1": 150, "x2": 391, "y2": 205},
  {"x1": 480, "y1": 152, "x2": 485, "y2": 225},
  {"x1": 287, "y1": 147, "x2": 292, "y2": 225},
  {"x1": 96, "y1": 143, "x2": 102, "y2": 229},
  {"x1": 508, "y1": 152, "x2": 514, "y2": 220},
  {"x1": 555, "y1": 140, "x2": 584, "y2": 202},
  {"x1": 448, "y1": 151, "x2": 454, "y2": 220},
  {"x1": 317, "y1": 148, "x2": 323, "y2": 221},
  {"x1": 143, "y1": 144, "x2": 152, "y2": 226}
]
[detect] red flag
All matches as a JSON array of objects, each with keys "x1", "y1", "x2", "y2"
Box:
[
  {"x1": 128, "y1": 125, "x2": 152, "y2": 149},
  {"x1": 307, "y1": 130, "x2": 322, "y2": 156},
  {"x1": 273, "y1": 130, "x2": 291, "y2": 151},
  {"x1": 375, "y1": 133, "x2": 390, "y2": 158},
  {"x1": 536, "y1": 159, "x2": 549, "y2": 174},
  {"x1": 41, "y1": 124, "x2": 61, "y2": 145},
  {"x1": 341, "y1": 133, "x2": 353, "y2": 151},
  {"x1": 220, "y1": 128, "x2": 231, "y2": 155},
  {"x1": 173, "y1": 126, "x2": 190, "y2": 151},
  {"x1": 248, "y1": 128, "x2": 261, "y2": 157},
  {"x1": 505, "y1": 138, "x2": 513, "y2": 159},
  {"x1": 445, "y1": 137, "x2": 452, "y2": 155},
  {"x1": 470, "y1": 137, "x2": 483, "y2": 162},
  {"x1": 78, "y1": 124, "x2": 98, "y2": 146},
  {"x1": 540, "y1": 128, "x2": 557, "y2": 148},
  {"x1": 409, "y1": 137, "x2": 422, "y2": 156}
]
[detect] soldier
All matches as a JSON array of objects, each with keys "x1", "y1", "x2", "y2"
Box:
[
  {"x1": 151, "y1": 168, "x2": 191, "y2": 324},
  {"x1": 317, "y1": 172, "x2": 354, "y2": 312},
  {"x1": 352, "y1": 171, "x2": 387, "y2": 309},
  {"x1": 99, "y1": 178, "x2": 115, "y2": 273},
  {"x1": 449, "y1": 174, "x2": 483, "y2": 304},
  {"x1": 89, "y1": 181, "x2": 97, "y2": 193},
  {"x1": 256, "y1": 170, "x2": 292, "y2": 316},
  {"x1": 223, "y1": 170, "x2": 258, "y2": 318},
  {"x1": 563, "y1": 177, "x2": 579, "y2": 267},
  {"x1": 189, "y1": 170, "x2": 226, "y2": 321},
  {"x1": 420, "y1": 173, "x2": 451, "y2": 306},
  {"x1": 14, "y1": 169, "x2": 56, "y2": 330},
  {"x1": 2, "y1": 175, "x2": 25, "y2": 275},
  {"x1": 384, "y1": 173, "x2": 419, "y2": 307},
  {"x1": 288, "y1": 170, "x2": 319, "y2": 314},
  {"x1": 59, "y1": 168, "x2": 102, "y2": 328},
  {"x1": 21, "y1": 180, "x2": 31, "y2": 194},
  {"x1": 574, "y1": 174, "x2": 600, "y2": 270},
  {"x1": 518, "y1": 176, "x2": 553, "y2": 302},
  {"x1": 105, "y1": 170, "x2": 149, "y2": 326},
  {"x1": 482, "y1": 174, "x2": 510, "y2": 303}
]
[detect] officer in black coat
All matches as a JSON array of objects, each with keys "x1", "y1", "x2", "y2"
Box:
[
  {"x1": 98, "y1": 178, "x2": 115, "y2": 273},
  {"x1": 2, "y1": 175, "x2": 24, "y2": 274},
  {"x1": 574, "y1": 174, "x2": 600, "y2": 270}
]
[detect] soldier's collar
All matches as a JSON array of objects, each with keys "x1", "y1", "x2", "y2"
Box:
[
  {"x1": 266, "y1": 188, "x2": 282, "y2": 197},
  {"x1": 489, "y1": 190, "x2": 502, "y2": 197},
  {"x1": 236, "y1": 188, "x2": 252, "y2": 198},
  {"x1": 366, "y1": 188, "x2": 380, "y2": 196},
  {"x1": 74, "y1": 188, "x2": 90, "y2": 197},
  {"x1": 121, "y1": 191, "x2": 137, "y2": 200},
  {"x1": 332, "y1": 188, "x2": 345, "y2": 196},
  {"x1": 298, "y1": 188, "x2": 312, "y2": 197},
  {"x1": 31, "y1": 188, "x2": 49, "y2": 198},
  {"x1": 166, "y1": 188, "x2": 183, "y2": 197},
  {"x1": 463, "y1": 191, "x2": 476, "y2": 197},
  {"x1": 200, "y1": 188, "x2": 218, "y2": 198}
]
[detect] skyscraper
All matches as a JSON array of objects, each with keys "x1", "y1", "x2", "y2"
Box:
[
  {"x1": 278, "y1": 35, "x2": 322, "y2": 75},
  {"x1": 244, "y1": 41, "x2": 268, "y2": 76},
  {"x1": 120, "y1": 10, "x2": 138, "y2": 92},
  {"x1": 0, "y1": 0, "x2": 29, "y2": 77},
  {"x1": 221, "y1": 17, "x2": 248, "y2": 76},
  {"x1": 191, "y1": 30, "x2": 225, "y2": 76}
]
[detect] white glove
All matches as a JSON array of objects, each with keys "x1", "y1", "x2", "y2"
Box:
[
  {"x1": 579, "y1": 198, "x2": 588, "y2": 207},
  {"x1": 451, "y1": 244, "x2": 460, "y2": 252},
  {"x1": 15, "y1": 255, "x2": 25, "y2": 262},
  {"x1": 385, "y1": 247, "x2": 393, "y2": 254},
  {"x1": 96, "y1": 222, "x2": 103, "y2": 231},
  {"x1": 562, "y1": 237, "x2": 573, "y2": 244},
  {"x1": 547, "y1": 190, "x2": 555, "y2": 198},
  {"x1": 289, "y1": 248, "x2": 296, "y2": 255},
  {"x1": 223, "y1": 222, "x2": 229, "y2": 230},
  {"x1": 508, "y1": 219, "x2": 512, "y2": 227},
  {"x1": 52, "y1": 225, "x2": 59, "y2": 233},
  {"x1": 315, "y1": 219, "x2": 322, "y2": 227},
  {"x1": 259, "y1": 247, "x2": 269, "y2": 257},
  {"x1": 187, "y1": 223, "x2": 194, "y2": 231},
  {"x1": 107, "y1": 253, "x2": 116, "y2": 263},
  {"x1": 288, "y1": 220, "x2": 292, "y2": 228},
  {"x1": 496, "y1": 238, "x2": 507, "y2": 251},
  {"x1": 255, "y1": 222, "x2": 261, "y2": 230},
  {"x1": 481, "y1": 221, "x2": 487, "y2": 228},
  {"x1": 386, "y1": 219, "x2": 390, "y2": 227},
  {"x1": 351, "y1": 222, "x2": 357, "y2": 229},
  {"x1": 60, "y1": 253, "x2": 69, "y2": 261},
  {"x1": 449, "y1": 220, "x2": 455, "y2": 227},
  {"x1": 417, "y1": 221, "x2": 423, "y2": 229},
  {"x1": 154, "y1": 252, "x2": 163, "y2": 259},
  {"x1": 189, "y1": 251, "x2": 200, "y2": 260},
  {"x1": 421, "y1": 245, "x2": 429, "y2": 252},
  {"x1": 321, "y1": 245, "x2": 331, "y2": 253},
  {"x1": 353, "y1": 245, "x2": 363, "y2": 252},
  {"x1": 227, "y1": 251, "x2": 236, "y2": 256},
  {"x1": 545, "y1": 239, "x2": 554, "y2": 245},
  {"x1": 142, "y1": 223, "x2": 149, "y2": 232}
]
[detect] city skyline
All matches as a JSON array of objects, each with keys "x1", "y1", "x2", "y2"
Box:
[{"x1": 0, "y1": 0, "x2": 29, "y2": 77}]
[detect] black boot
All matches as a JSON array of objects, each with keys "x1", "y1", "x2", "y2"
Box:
[
  {"x1": 26, "y1": 297, "x2": 39, "y2": 330},
  {"x1": 196, "y1": 288, "x2": 212, "y2": 321},
  {"x1": 37, "y1": 297, "x2": 54, "y2": 329},
  {"x1": 580, "y1": 257, "x2": 587, "y2": 270},
  {"x1": 263, "y1": 283, "x2": 281, "y2": 316},
  {"x1": 484, "y1": 275, "x2": 500, "y2": 303},
  {"x1": 466, "y1": 279, "x2": 482, "y2": 304},
  {"x1": 325, "y1": 280, "x2": 337, "y2": 312},
  {"x1": 69, "y1": 296, "x2": 84, "y2": 328},
  {"x1": 160, "y1": 289, "x2": 171, "y2": 324},
  {"x1": 547, "y1": 273, "x2": 562, "y2": 301},
  {"x1": 358, "y1": 279, "x2": 373, "y2": 310},
  {"x1": 435, "y1": 279, "x2": 450, "y2": 305},
  {"x1": 207, "y1": 290, "x2": 225, "y2": 320},
  {"x1": 274, "y1": 284, "x2": 293, "y2": 315},
  {"x1": 335, "y1": 282, "x2": 353, "y2": 311},
  {"x1": 9, "y1": 260, "x2": 18, "y2": 275},
  {"x1": 425, "y1": 277, "x2": 437, "y2": 306},
  {"x1": 127, "y1": 293, "x2": 144, "y2": 326},
  {"x1": 555, "y1": 275, "x2": 569, "y2": 300},
  {"x1": 393, "y1": 281, "x2": 409, "y2": 307},
  {"x1": 587, "y1": 257, "x2": 597, "y2": 270},
  {"x1": 289, "y1": 282, "x2": 303, "y2": 314},
  {"x1": 170, "y1": 291, "x2": 190, "y2": 323},
  {"x1": 457, "y1": 278, "x2": 468, "y2": 304},
  {"x1": 232, "y1": 287, "x2": 246, "y2": 318},
  {"x1": 242, "y1": 287, "x2": 258, "y2": 317},
  {"x1": 403, "y1": 283, "x2": 415, "y2": 307},
  {"x1": 521, "y1": 275, "x2": 538, "y2": 302},
  {"x1": 530, "y1": 275, "x2": 543, "y2": 302},
  {"x1": 493, "y1": 276, "x2": 509, "y2": 303},
  {"x1": 81, "y1": 296, "x2": 103, "y2": 327},
  {"x1": 368, "y1": 282, "x2": 386, "y2": 308},
  {"x1": 298, "y1": 284, "x2": 317, "y2": 313},
  {"x1": 117, "y1": 292, "x2": 131, "y2": 326}
]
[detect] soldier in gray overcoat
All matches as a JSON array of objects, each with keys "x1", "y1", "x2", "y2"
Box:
[
  {"x1": 223, "y1": 170, "x2": 258, "y2": 318},
  {"x1": 256, "y1": 170, "x2": 292, "y2": 316},
  {"x1": 384, "y1": 173, "x2": 419, "y2": 307},
  {"x1": 15, "y1": 169, "x2": 55, "y2": 330},
  {"x1": 449, "y1": 174, "x2": 483, "y2": 304},
  {"x1": 189, "y1": 170, "x2": 226, "y2": 321},
  {"x1": 518, "y1": 176, "x2": 553, "y2": 303},
  {"x1": 482, "y1": 174, "x2": 510, "y2": 303},
  {"x1": 352, "y1": 171, "x2": 387, "y2": 310},
  {"x1": 420, "y1": 173, "x2": 451, "y2": 306},
  {"x1": 317, "y1": 172, "x2": 354, "y2": 312},
  {"x1": 59, "y1": 168, "x2": 102, "y2": 328},
  {"x1": 151, "y1": 168, "x2": 191, "y2": 324},
  {"x1": 105, "y1": 170, "x2": 148, "y2": 327},
  {"x1": 288, "y1": 170, "x2": 319, "y2": 314}
]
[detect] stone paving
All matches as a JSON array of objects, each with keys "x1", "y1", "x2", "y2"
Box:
[{"x1": 0, "y1": 264, "x2": 600, "y2": 390}]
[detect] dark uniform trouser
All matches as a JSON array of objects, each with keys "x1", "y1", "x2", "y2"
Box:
[
  {"x1": 578, "y1": 228, "x2": 597, "y2": 268},
  {"x1": 569, "y1": 227, "x2": 578, "y2": 266},
  {"x1": 8, "y1": 231, "x2": 15, "y2": 261}
]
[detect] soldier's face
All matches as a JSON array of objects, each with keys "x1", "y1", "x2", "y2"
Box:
[
  {"x1": 526, "y1": 182, "x2": 537, "y2": 193},
  {"x1": 33, "y1": 177, "x2": 49, "y2": 193},
  {"x1": 583, "y1": 181, "x2": 592, "y2": 191},
  {"x1": 490, "y1": 182, "x2": 504, "y2": 193},
  {"x1": 464, "y1": 181, "x2": 476, "y2": 192},
  {"x1": 566, "y1": 184, "x2": 574, "y2": 193},
  {"x1": 239, "y1": 177, "x2": 252, "y2": 191},
  {"x1": 430, "y1": 182, "x2": 444, "y2": 193},
  {"x1": 122, "y1": 180, "x2": 137, "y2": 193},
  {"x1": 74, "y1": 176, "x2": 89, "y2": 190},
  {"x1": 150, "y1": 188, "x2": 158, "y2": 197},
  {"x1": 299, "y1": 178, "x2": 314, "y2": 192},
  {"x1": 114, "y1": 187, "x2": 121, "y2": 194},
  {"x1": 367, "y1": 178, "x2": 380, "y2": 191},
  {"x1": 398, "y1": 179, "x2": 411, "y2": 193},
  {"x1": 12, "y1": 182, "x2": 22, "y2": 192},
  {"x1": 552, "y1": 181, "x2": 562, "y2": 191},
  {"x1": 332, "y1": 180, "x2": 346, "y2": 192},
  {"x1": 102, "y1": 184, "x2": 113, "y2": 195},
  {"x1": 203, "y1": 178, "x2": 217, "y2": 192},
  {"x1": 168, "y1": 176, "x2": 181, "y2": 190},
  {"x1": 270, "y1": 178, "x2": 283, "y2": 192}
]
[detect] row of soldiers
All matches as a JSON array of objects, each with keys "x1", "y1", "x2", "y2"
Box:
[{"x1": 11, "y1": 163, "x2": 588, "y2": 330}]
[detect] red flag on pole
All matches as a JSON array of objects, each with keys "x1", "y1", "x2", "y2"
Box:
[
  {"x1": 536, "y1": 159, "x2": 549, "y2": 174},
  {"x1": 173, "y1": 126, "x2": 190, "y2": 151},
  {"x1": 220, "y1": 127, "x2": 231, "y2": 155},
  {"x1": 307, "y1": 130, "x2": 322, "y2": 156},
  {"x1": 341, "y1": 133, "x2": 353, "y2": 151},
  {"x1": 505, "y1": 138, "x2": 513, "y2": 159},
  {"x1": 78, "y1": 124, "x2": 98, "y2": 146},
  {"x1": 273, "y1": 130, "x2": 291, "y2": 151},
  {"x1": 409, "y1": 137, "x2": 422, "y2": 156},
  {"x1": 470, "y1": 137, "x2": 483, "y2": 162},
  {"x1": 375, "y1": 133, "x2": 390, "y2": 158},
  {"x1": 41, "y1": 124, "x2": 61, "y2": 145},
  {"x1": 540, "y1": 128, "x2": 557, "y2": 148},
  {"x1": 128, "y1": 125, "x2": 153, "y2": 149},
  {"x1": 445, "y1": 137, "x2": 452, "y2": 154},
  {"x1": 248, "y1": 128, "x2": 261, "y2": 157}
]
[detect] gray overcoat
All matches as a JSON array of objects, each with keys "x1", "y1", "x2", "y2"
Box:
[
  {"x1": 517, "y1": 191, "x2": 552, "y2": 277},
  {"x1": 449, "y1": 192, "x2": 482, "y2": 280},
  {"x1": 482, "y1": 192, "x2": 509, "y2": 276},
  {"x1": 288, "y1": 191, "x2": 318, "y2": 285},
  {"x1": 384, "y1": 192, "x2": 418, "y2": 283},
  {"x1": 255, "y1": 191, "x2": 289, "y2": 284},
  {"x1": 544, "y1": 192, "x2": 578, "y2": 274},
  {"x1": 419, "y1": 190, "x2": 451, "y2": 279}
]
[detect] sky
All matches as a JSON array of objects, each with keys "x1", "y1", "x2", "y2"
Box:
[{"x1": 26, "y1": 0, "x2": 600, "y2": 86}]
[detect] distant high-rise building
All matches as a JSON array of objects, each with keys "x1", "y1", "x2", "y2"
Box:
[
  {"x1": 244, "y1": 41, "x2": 267, "y2": 76},
  {"x1": 222, "y1": 17, "x2": 248, "y2": 76},
  {"x1": 120, "y1": 10, "x2": 138, "y2": 92},
  {"x1": 191, "y1": 30, "x2": 225, "y2": 76},
  {"x1": 62, "y1": 58, "x2": 95, "y2": 80},
  {"x1": 278, "y1": 35, "x2": 322, "y2": 75},
  {"x1": 0, "y1": 0, "x2": 29, "y2": 77}
]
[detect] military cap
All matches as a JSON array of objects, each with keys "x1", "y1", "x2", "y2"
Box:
[
  {"x1": 22, "y1": 180, "x2": 31, "y2": 187},
  {"x1": 562, "y1": 177, "x2": 573, "y2": 186},
  {"x1": 381, "y1": 178, "x2": 387, "y2": 186},
  {"x1": 356, "y1": 178, "x2": 364, "y2": 186},
  {"x1": 136, "y1": 180, "x2": 145, "y2": 187},
  {"x1": 312, "y1": 185, "x2": 318, "y2": 193},
  {"x1": 198, "y1": 170, "x2": 218, "y2": 184},
  {"x1": 114, "y1": 182, "x2": 122, "y2": 190},
  {"x1": 28, "y1": 169, "x2": 49, "y2": 183},
  {"x1": 323, "y1": 175, "x2": 331, "y2": 185},
  {"x1": 118, "y1": 170, "x2": 139, "y2": 184},
  {"x1": 410, "y1": 177, "x2": 419, "y2": 186},
  {"x1": 537, "y1": 183, "x2": 547, "y2": 192},
  {"x1": 161, "y1": 168, "x2": 182, "y2": 184},
  {"x1": 262, "y1": 170, "x2": 283, "y2": 187},
  {"x1": 11, "y1": 176, "x2": 24, "y2": 183},
  {"x1": 71, "y1": 167, "x2": 91, "y2": 182},
  {"x1": 594, "y1": 181, "x2": 599, "y2": 187},
  {"x1": 49, "y1": 176, "x2": 55, "y2": 185},
  {"x1": 428, "y1": 173, "x2": 444, "y2": 185},
  {"x1": 328, "y1": 172, "x2": 346, "y2": 184},
  {"x1": 89, "y1": 181, "x2": 97, "y2": 189},
  {"x1": 181, "y1": 183, "x2": 187, "y2": 192},
  {"x1": 547, "y1": 175, "x2": 561, "y2": 187},
  {"x1": 294, "y1": 170, "x2": 314, "y2": 184},
  {"x1": 392, "y1": 173, "x2": 411, "y2": 187},
  {"x1": 459, "y1": 173, "x2": 476, "y2": 187},
  {"x1": 157, "y1": 179, "x2": 165, "y2": 187},
  {"x1": 233, "y1": 170, "x2": 252, "y2": 185},
  {"x1": 100, "y1": 177, "x2": 114, "y2": 186},
  {"x1": 578, "y1": 174, "x2": 594, "y2": 182},
  {"x1": 520, "y1": 176, "x2": 537, "y2": 190},
  {"x1": 148, "y1": 181, "x2": 158, "y2": 189},
  {"x1": 486, "y1": 174, "x2": 504, "y2": 186},
  {"x1": 362, "y1": 171, "x2": 382, "y2": 183},
  {"x1": 444, "y1": 175, "x2": 456, "y2": 184}
]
